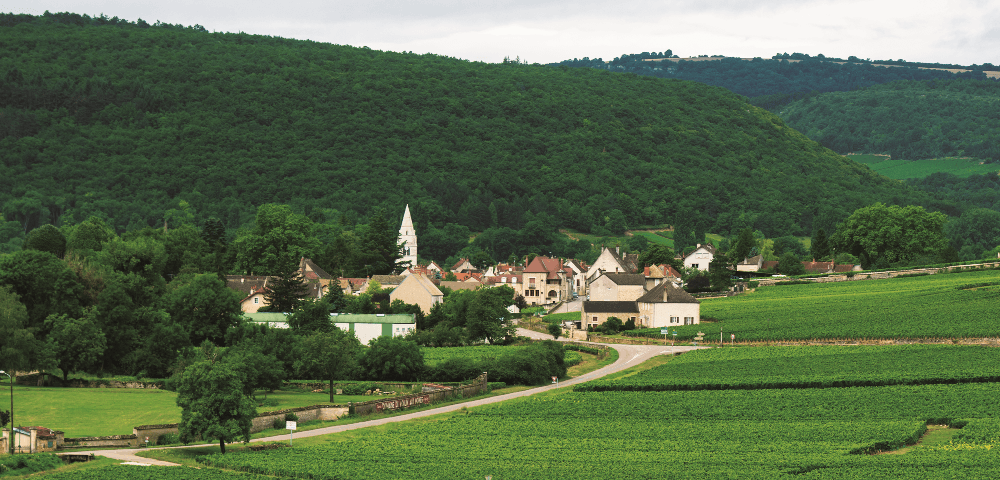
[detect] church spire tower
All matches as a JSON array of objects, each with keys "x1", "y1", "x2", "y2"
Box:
[{"x1": 398, "y1": 204, "x2": 418, "y2": 268}]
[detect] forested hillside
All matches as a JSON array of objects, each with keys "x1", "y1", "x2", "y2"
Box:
[
  {"x1": 778, "y1": 79, "x2": 1000, "y2": 161},
  {"x1": 0, "y1": 12, "x2": 927, "y2": 250},
  {"x1": 554, "y1": 52, "x2": 991, "y2": 103}
]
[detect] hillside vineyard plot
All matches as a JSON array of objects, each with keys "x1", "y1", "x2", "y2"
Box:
[
  {"x1": 692, "y1": 269, "x2": 1000, "y2": 341},
  {"x1": 201, "y1": 381, "x2": 1000, "y2": 479}
]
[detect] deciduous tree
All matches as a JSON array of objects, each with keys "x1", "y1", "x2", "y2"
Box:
[{"x1": 176, "y1": 347, "x2": 256, "y2": 454}]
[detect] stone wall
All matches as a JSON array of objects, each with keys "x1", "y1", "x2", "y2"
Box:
[
  {"x1": 61, "y1": 434, "x2": 138, "y2": 448},
  {"x1": 350, "y1": 372, "x2": 488, "y2": 416},
  {"x1": 134, "y1": 424, "x2": 182, "y2": 446},
  {"x1": 754, "y1": 262, "x2": 1000, "y2": 287}
]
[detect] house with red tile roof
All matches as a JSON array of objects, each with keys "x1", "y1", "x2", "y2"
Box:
[{"x1": 523, "y1": 256, "x2": 570, "y2": 306}]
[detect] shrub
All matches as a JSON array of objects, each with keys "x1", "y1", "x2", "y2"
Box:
[
  {"x1": 428, "y1": 357, "x2": 482, "y2": 382},
  {"x1": 272, "y1": 418, "x2": 284, "y2": 430},
  {"x1": 748, "y1": 281, "x2": 759, "y2": 288},
  {"x1": 341, "y1": 382, "x2": 379, "y2": 395},
  {"x1": 598, "y1": 317, "x2": 623, "y2": 334},
  {"x1": 547, "y1": 323, "x2": 562, "y2": 339},
  {"x1": 157, "y1": 433, "x2": 180, "y2": 445},
  {"x1": 623, "y1": 318, "x2": 636, "y2": 331},
  {"x1": 284, "y1": 412, "x2": 298, "y2": 422},
  {"x1": 360, "y1": 336, "x2": 425, "y2": 381},
  {"x1": 484, "y1": 341, "x2": 566, "y2": 385}
]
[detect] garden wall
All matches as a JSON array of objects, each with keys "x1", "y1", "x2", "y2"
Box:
[
  {"x1": 61, "y1": 434, "x2": 137, "y2": 449},
  {"x1": 350, "y1": 372, "x2": 489, "y2": 416}
]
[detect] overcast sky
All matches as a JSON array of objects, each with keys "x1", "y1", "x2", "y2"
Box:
[{"x1": 3, "y1": 0, "x2": 999, "y2": 66}]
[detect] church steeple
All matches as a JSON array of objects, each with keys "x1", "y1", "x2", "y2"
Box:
[{"x1": 398, "y1": 204, "x2": 418, "y2": 268}]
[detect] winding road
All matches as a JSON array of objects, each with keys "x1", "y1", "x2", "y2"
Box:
[{"x1": 73, "y1": 329, "x2": 705, "y2": 466}]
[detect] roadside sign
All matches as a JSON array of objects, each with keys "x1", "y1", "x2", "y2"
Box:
[
  {"x1": 660, "y1": 328, "x2": 669, "y2": 334},
  {"x1": 286, "y1": 421, "x2": 297, "y2": 431}
]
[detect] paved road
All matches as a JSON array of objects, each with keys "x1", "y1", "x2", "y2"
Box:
[{"x1": 71, "y1": 329, "x2": 705, "y2": 466}]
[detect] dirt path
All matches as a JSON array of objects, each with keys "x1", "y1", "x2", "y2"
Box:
[{"x1": 71, "y1": 332, "x2": 703, "y2": 466}]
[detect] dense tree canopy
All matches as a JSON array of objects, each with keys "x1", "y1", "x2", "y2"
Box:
[
  {"x1": 0, "y1": 13, "x2": 928, "y2": 245},
  {"x1": 778, "y1": 80, "x2": 1000, "y2": 161},
  {"x1": 833, "y1": 203, "x2": 948, "y2": 268}
]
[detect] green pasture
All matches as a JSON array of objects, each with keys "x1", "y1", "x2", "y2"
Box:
[
  {"x1": 630, "y1": 268, "x2": 1000, "y2": 342},
  {"x1": 851, "y1": 155, "x2": 999, "y2": 179}
]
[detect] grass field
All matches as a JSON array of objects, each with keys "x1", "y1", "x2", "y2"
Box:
[
  {"x1": 628, "y1": 268, "x2": 1000, "y2": 342},
  {"x1": 0, "y1": 384, "x2": 180, "y2": 437},
  {"x1": 0, "y1": 383, "x2": 376, "y2": 437},
  {"x1": 849, "y1": 154, "x2": 999, "y2": 179}
]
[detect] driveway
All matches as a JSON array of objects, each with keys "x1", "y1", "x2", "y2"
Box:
[{"x1": 70, "y1": 332, "x2": 706, "y2": 465}]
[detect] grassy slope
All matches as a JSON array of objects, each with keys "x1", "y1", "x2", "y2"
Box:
[{"x1": 852, "y1": 156, "x2": 999, "y2": 179}]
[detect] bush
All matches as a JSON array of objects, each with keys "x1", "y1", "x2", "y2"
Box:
[
  {"x1": 341, "y1": 382, "x2": 379, "y2": 395},
  {"x1": 272, "y1": 418, "x2": 284, "y2": 430},
  {"x1": 360, "y1": 336, "x2": 425, "y2": 381},
  {"x1": 484, "y1": 341, "x2": 566, "y2": 385},
  {"x1": 623, "y1": 318, "x2": 636, "y2": 331},
  {"x1": 547, "y1": 323, "x2": 562, "y2": 339},
  {"x1": 157, "y1": 433, "x2": 180, "y2": 445},
  {"x1": 598, "y1": 317, "x2": 623, "y2": 334},
  {"x1": 427, "y1": 357, "x2": 482, "y2": 382},
  {"x1": 284, "y1": 412, "x2": 298, "y2": 422},
  {"x1": 748, "y1": 281, "x2": 759, "y2": 288}
]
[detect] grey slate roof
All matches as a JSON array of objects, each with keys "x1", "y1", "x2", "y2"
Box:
[
  {"x1": 582, "y1": 301, "x2": 639, "y2": 313},
  {"x1": 636, "y1": 281, "x2": 699, "y2": 304}
]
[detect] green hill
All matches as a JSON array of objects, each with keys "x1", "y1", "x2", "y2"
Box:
[
  {"x1": 779, "y1": 79, "x2": 1000, "y2": 162},
  {"x1": 1, "y1": 12, "x2": 921, "y2": 241}
]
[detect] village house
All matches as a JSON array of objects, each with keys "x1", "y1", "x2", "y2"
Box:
[
  {"x1": 683, "y1": 244, "x2": 716, "y2": 271},
  {"x1": 389, "y1": 274, "x2": 444, "y2": 314},
  {"x1": 580, "y1": 301, "x2": 639, "y2": 329},
  {"x1": 226, "y1": 257, "x2": 331, "y2": 313},
  {"x1": 637, "y1": 281, "x2": 701, "y2": 327},
  {"x1": 522, "y1": 256, "x2": 570, "y2": 306},
  {"x1": 584, "y1": 247, "x2": 638, "y2": 295},
  {"x1": 644, "y1": 263, "x2": 682, "y2": 290},
  {"x1": 450, "y1": 258, "x2": 476, "y2": 273},
  {"x1": 588, "y1": 273, "x2": 647, "y2": 302}
]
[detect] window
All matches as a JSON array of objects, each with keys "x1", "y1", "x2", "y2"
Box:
[
  {"x1": 684, "y1": 317, "x2": 694, "y2": 325},
  {"x1": 670, "y1": 316, "x2": 679, "y2": 324},
  {"x1": 691, "y1": 264, "x2": 699, "y2": 269},
  {"x1": 253, "y1": 297, "x2": 259, "y2": 304}
]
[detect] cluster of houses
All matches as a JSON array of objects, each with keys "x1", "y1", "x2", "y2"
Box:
[{"x1": 223, "y1": 206, "x2": 860, "y2": 338}]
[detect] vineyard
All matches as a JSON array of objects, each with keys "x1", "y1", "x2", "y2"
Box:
[
  {"x1": 576, "y1": 345, "x2": 1000, "y2": 391},
  {"x1": 195, "y1": 370, "x2": 1000, "y2": 478},
  {"x1": 629, "y1": 269, "x2": 1000, "y2": 342},
  {"x1": 422, "y1": 345, "x2": 529, "y2": 366}
]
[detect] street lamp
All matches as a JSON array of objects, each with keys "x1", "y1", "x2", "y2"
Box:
[{"x1": 0, "y1": 371, "x2": 11, "y2": 454}]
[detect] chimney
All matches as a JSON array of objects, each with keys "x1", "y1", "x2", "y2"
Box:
[{"x1": 616, "y1": 246, "x2": 620, "y2": 255}]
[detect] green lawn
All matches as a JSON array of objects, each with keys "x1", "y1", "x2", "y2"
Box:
[{"x1": 0, "y1": 384, "x2": 180, "y2": 437}]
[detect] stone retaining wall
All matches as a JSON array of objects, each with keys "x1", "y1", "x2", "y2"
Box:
[{"x1": 62, "y1": 434, "x2": 138, "y2": 449}]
